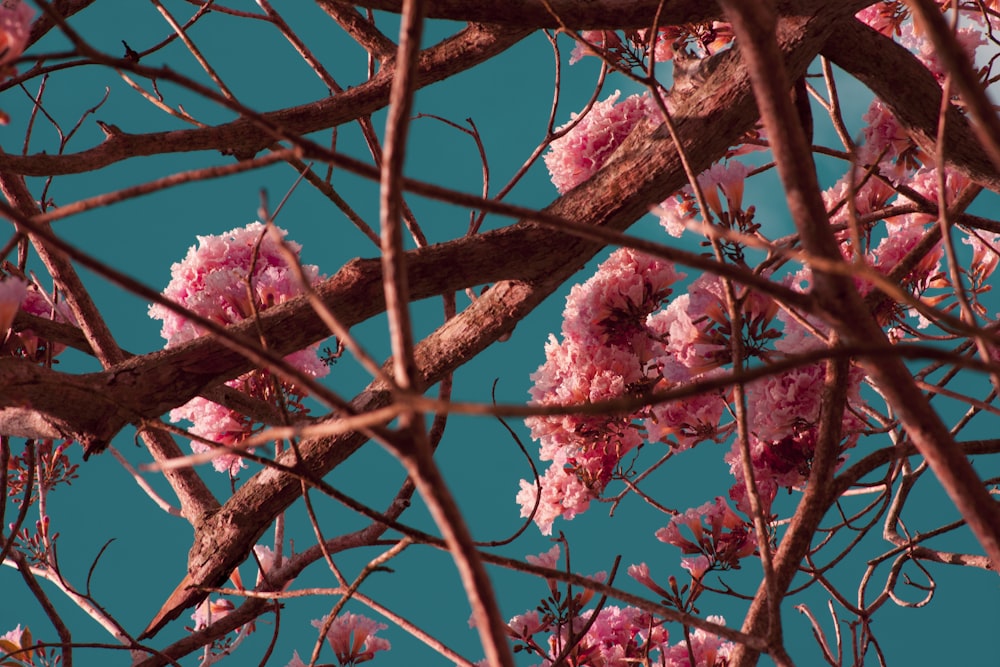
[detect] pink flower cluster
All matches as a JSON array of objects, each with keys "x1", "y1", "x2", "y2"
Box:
[
  {"x1": 656, "y1": 496, "x2": 755, "y2": 571},
  {"x1": 504, "y1": 556, "x2": 737, "y2": 667},
  {"x1": 0, "y1": 0, "x2": 32, "y2": 71},
  {"x1": 569, "y1": 30, "x2": 623, "y2": 66},
  {"x1": 293, "y1": 612, "x2": 390, "y2": 666},
  {"x1": 519, "y1": 248, "x2": 685, "y2": 533},
  {"x1": 0, "y1": 277, "x2": 78, "y2": 361},
  {"x1": 149, "y1": 222, "x2": 329, "y2": 474},
  {"x1": 505, "y1": 576, "x2": 668, "y2": 667},
  {"x1": 659, "y1": 616, "x2": 736, "y2": 666},
  {"x1": 720, "y1": 311, "x2": 868, "y2": 515},
  {"x1": 522, "y1": 249, "x2": 805, "y2": 533},
  {"x1": 818, "y1": 162, "x2": 967, "y2": 328},
  {"x1": 657, "y1": 159, "x2": 752, "y2": 237},
  {"x1": 544, "y1": 90, "x2": 660, "y2": 194}
]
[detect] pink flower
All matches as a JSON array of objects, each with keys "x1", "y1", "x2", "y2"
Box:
[
  {"x1": 149, "y1": 222, "x2": 324, "y2": 347},
  {"x1": 822, "y1": 167, "x2": 897, "y2": 225},
  {"x1": 659, "y1": 615, "x2": 735, "y2": 666},
  {"x1": 516, "y1": 466, "x2": 595, "y2": 535},
  {"x1": 525, "y1": 544, "x2": 561, "y2": 570},
  {"x1": 1, "y1": 281, "x2": 79, "y2": 361},
  {"x1": 899, "y1": 21, "x2": 985, "y2": 83},
  {"x1": 284, "y1": 651, "x2": 308, "y2": 667},
  {"x1": 0, "y1": 276, "x2": 25, "y2": 335},
  {"x1": 859, "y1": 98, "x2": 915, "y2": 169},
  {"x1": 747, "y1": 364, "x2": 826, "y2": 445},
  {"x1": 657, "y1": 188, "x2": 698, "y2": 238},
  {"x1": 697, "y1": 160, "x2": 751, "y2": 218},
  {"x1": 656, "y1": 497, "x2": 754, "y2": 569},
  {"x1": 636, "y1": 26, "x2": 683, "y2": 63},
  {"x1": 253, "y1": 544, "x2": 290, "y2": 589},
  {"x1": 544, "y1": 91, "x2": 660, "y2": 193},
  {"x1": 0, "y1": 0, "x2": 33, "y2": 69},
  {"x1": 657, "y1": 160, "x2": 752, "y2": 234},
  {"x1": 312, "y1": 612, "x2": 390, "y2": 665},
  {"x1": 561, "y1": 247, "x2": 683, "y2": 348},
  {"x1": 191, "y1": 598, "x2": 235, "y2": 630},
  {"x1": 569, "y1": 30, "x2": 622, "y2": 65},
  {"x1": 680, "y1": 554, "x2": 711, "y2": 579},
  {"x1": 171, "y1": 396, "x2": 249, "y2": 474},
  {"x1": 644, "y1": 380, "x2": 727, "y2": 450},
  {"x1": 628, "y1": 562, "x2": 672, "y2": 598},
  {"x1": 507, "y1": 611, "x2": 544, "y2": 638},
  {"x1": 963, "y1": 231, "x2": 1000, "y2": 285},
  {"x1": 1, "y1": 624, "x2": 24, "y2": 644}
]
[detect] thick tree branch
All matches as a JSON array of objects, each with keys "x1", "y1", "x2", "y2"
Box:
[
  {"x1": 331, "y1": 0, "x2": 830, "y2": 29},
  {"x1": 823, "y1": 19, "x2": 1000, "y2": 192}
]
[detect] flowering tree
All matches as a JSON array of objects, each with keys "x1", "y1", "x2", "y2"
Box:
[{"x1": 2, "y1": 0, "x2": 1000, "y2": 665}]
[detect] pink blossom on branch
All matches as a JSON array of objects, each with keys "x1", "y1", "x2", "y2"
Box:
[
  {"x1": 520, "y1": 248, "x2": 684, "y2": 533},
  {"x1": 0, "y1": 278, "x2": 79, "y2": 361},
  {"x1": 510, "y1": 605, "x2": 668, "y2": 667},
  {"x1": 0, "y1": 0, "x2": 32, "y2": 71},
  {"x1": 568, "y1": 30, "x2": 623, "y2": 65},
  {"x1": 0, "y1": 624, "x2": 26, "y2": 644},
  {"x1": 657, "y1": 159, "x2": 753, "y2": 237},
  {"x1": 190, "y1": 598, "x2": 235, "y2": 631},
  {"x1": 659, "y1": 615, "x2": 736, "y2": 666},
  {"x1": 0, "y1": 275, "x2": 25, "y2": 335},
  {"x1": 149, "y1": 222, "x2": 329, "y2": 474},
  {"x1": 655, "y1": 496, "x2": 755, "y2": 570},
  {"x1": 0, "y1": 623, "x2": 34, "y2": 665},
  {"x1": 544, "y1": 90, "x2": 660, "y2": 194},
  {"x1": 312, "y1": 612, "x2": 391, "y2": 665}
]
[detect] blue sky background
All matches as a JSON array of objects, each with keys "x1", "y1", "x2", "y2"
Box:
[{"x1": 3, "y1": 2, "x2": 999, "y2": 665}]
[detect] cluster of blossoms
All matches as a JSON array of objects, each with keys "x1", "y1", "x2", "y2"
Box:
[
  {"x1": 0, "y1": 276, "x2": 79, "y2": 362},
  {"x1": 283, "y1": 612, "x2": 391, "y2": 666},
  {"x1": 544, "y1": 90, "x2": 661, "y2": 194},
  {"x1": 520, "y1": 239, "x2": 844, "y2": 534},
  {"x1": 501, "y1": 546, "x2": 735, "y2": 666},
  {"x1": 149, "y1": 222, "x2": 329, "y2": 474},
  {"x1": 654, "y1": 496, "x2": 756, "y2": 573},
  {"x1": 516, "y1": 12, "x2": 1000, "y2": 667},
  {"x1": 509, "y1": 604, "x2": 669, "y2": 666},
  {"x1": 518, "y1": 247, "x2": 688, "y2": 533},
  {"x1": 186, "y1": 540, "x2": 386, "y2": 665}
]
